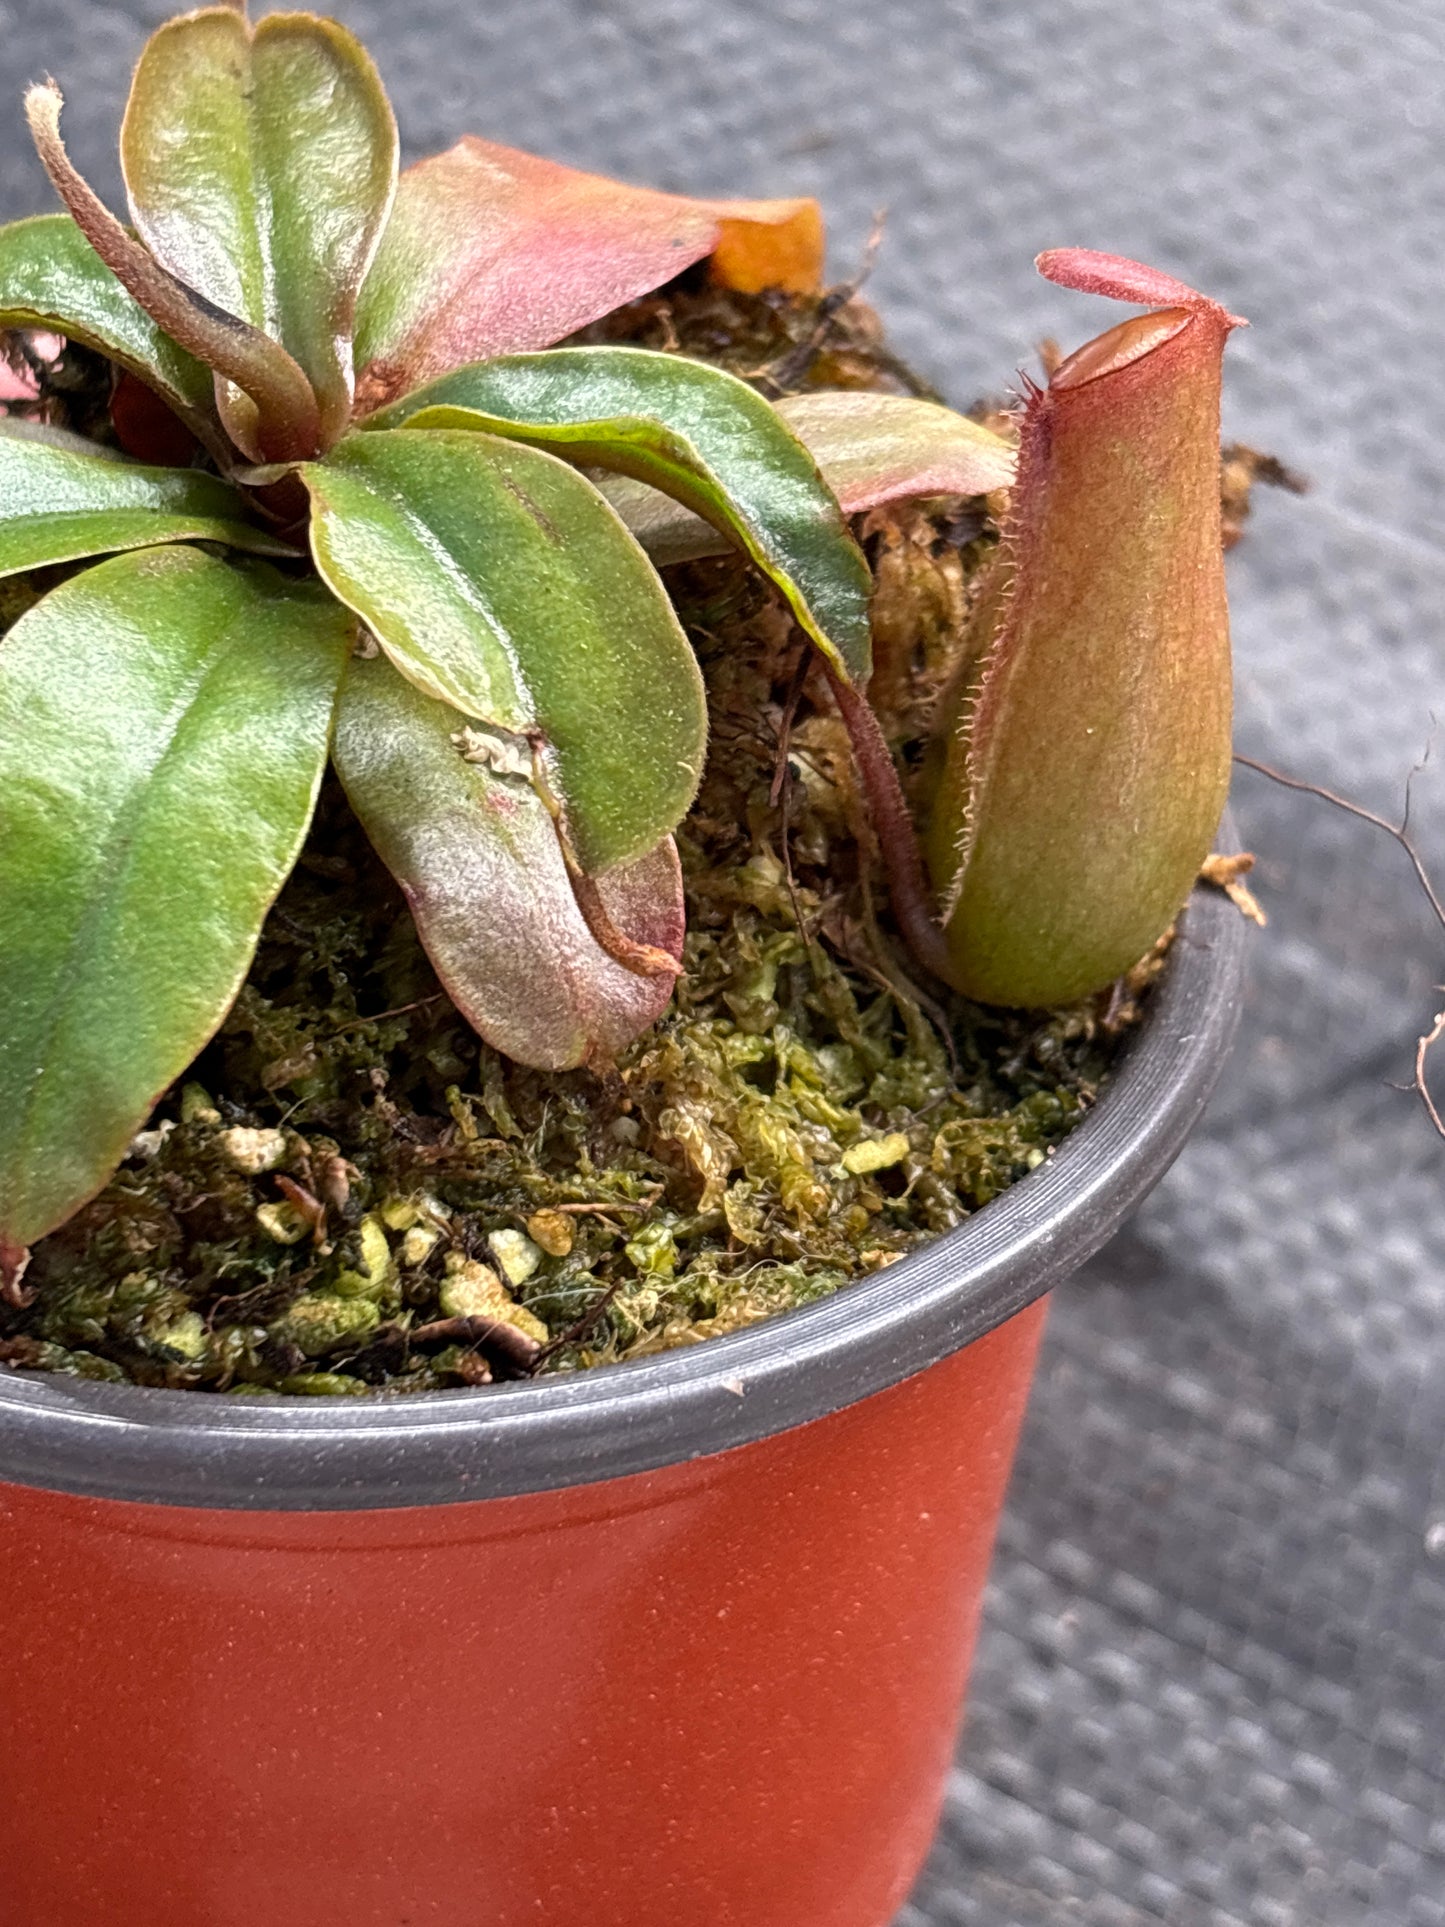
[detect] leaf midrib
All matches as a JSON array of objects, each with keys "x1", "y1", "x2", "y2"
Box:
[{"x1": 9, "y1": 607, "x2": 256, "y2": 1179}]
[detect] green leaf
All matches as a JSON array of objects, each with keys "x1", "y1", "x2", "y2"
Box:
[
  {"x1": 334, "y1": 657, "x2": 682, "y2": 1072},
  {"x1": 0, "y1": 213, "x2": 221, "y2": 453},
  {"x1": 365, "y1": 346, "x2": 875, "y2": 680},
  {"x1": 120, "y1": 7, "x2": 397, "y2": 446},
  {"x1": 303, "y1": 429, "x2": 707, "y2": 875},
  {"x1": 0, "y1": 548, "x2": 351, "y2": 1253},
  {"x1": 0, "y1": 419, "x2": 294, "y2": 578},
  {"x1": 592, "y1": 390, "x2": 1019, "y2": 567},
  {"x1": 26, "y1": 80, "x2": 323, "y2": 467}
]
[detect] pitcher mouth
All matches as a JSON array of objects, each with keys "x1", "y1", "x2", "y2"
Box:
[
  {"x1": 0, "y1": 875, "x2": 1244, "y2": 1512},
  {"x1": 1050, "y1": 307, "x2": 1193, "y2": 390}
]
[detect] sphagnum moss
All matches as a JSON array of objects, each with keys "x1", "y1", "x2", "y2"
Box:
[
  {"x1": 2, "y1": 4, "x2": 1256, "y2": 1373},
  {"x1": 0, "y1": 282, "x2": 1167, "y2": 1395}
]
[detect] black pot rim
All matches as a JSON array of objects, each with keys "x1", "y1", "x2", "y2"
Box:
[{"x1": 0, "y1": 882, "x2": 1245, "y2": 1511}]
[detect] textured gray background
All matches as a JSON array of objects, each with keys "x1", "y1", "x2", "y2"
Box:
[{"x1": 3, "y1": 1, "x2": 1443, "y2": 1920}]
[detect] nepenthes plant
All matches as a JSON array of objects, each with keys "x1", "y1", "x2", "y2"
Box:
[{"x1": 0, "y1": 2, "x2": 1238, "y2": 1315}]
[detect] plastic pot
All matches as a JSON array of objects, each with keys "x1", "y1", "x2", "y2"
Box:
[{"x1": 0, "y1": 883, "x2": 1243, "y2": 1927}]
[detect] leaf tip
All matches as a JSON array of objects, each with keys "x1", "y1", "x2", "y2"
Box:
[
  {"x1": 569, "y1": 869, "x2": 684, "y2": 981},
  {"x1": 23, "y1": 78, "x2": 64, "y2": 160}
]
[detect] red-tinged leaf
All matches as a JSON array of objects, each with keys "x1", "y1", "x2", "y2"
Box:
[
  {"x1": 333, "y1": 656, "x2": 682, "y2": 1072},
  {"x1": 925, "y1": 253, "x2": 1242, "y2": 1007},
  {"x1": 774, "y1": 392, "x2": 1017, "y2": 510},
  {"x1": 353, "y1": 136, "x2": 822, "y2": 412},
  {"x1": 108, "y1": 370, "x2": 201, "y2": 466}
]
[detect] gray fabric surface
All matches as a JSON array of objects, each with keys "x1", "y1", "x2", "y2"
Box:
[{"x1": 3, "y1": 1, "x2": 1443, "y2": 1920}]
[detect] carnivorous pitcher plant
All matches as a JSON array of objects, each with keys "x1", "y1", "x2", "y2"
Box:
[{"x1": 0, "y1": 3, "x2": 1239, "y2": 1304}]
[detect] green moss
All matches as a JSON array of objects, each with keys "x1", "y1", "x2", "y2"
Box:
[{"x1": 2, "y1": 281, "x2": 1156, "y2": 1395}]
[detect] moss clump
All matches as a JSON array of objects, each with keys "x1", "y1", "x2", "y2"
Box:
[{"x1": 0, "y1": 277, "x2": 1163, "y2": 1395}]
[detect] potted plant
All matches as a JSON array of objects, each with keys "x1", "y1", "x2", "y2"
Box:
[{"x1": 0, "y1": 7, "x2": 1249, "y2": 1924}]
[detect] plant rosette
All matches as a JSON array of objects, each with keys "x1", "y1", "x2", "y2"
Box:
[{"x1": 0, "y1": 7, "x2": 1250, "y2": 1923}]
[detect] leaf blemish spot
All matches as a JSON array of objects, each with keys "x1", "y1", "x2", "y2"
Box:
[{"x1": 450, "y1": 724, "x2": 532, "y2": 779}]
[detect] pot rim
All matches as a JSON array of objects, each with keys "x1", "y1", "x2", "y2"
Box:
[{"x1": 0, "y1": 880, "x2": 1244, "y2": 1511}]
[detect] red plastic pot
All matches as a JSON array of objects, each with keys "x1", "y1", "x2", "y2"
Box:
[{"x1": 0, "y1": 886, "x2": 1242, "y2": 1927}]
